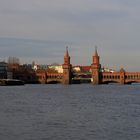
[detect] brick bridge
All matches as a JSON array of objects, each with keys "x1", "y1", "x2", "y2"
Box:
[
  {"x1": 101, "y1": 70, "x2": 140, "y2": 84},
  {"x1": 35, "y1": 47, "x2": 72, "y2": 84},
  {"x1": 91, "y1": 48, "x2": 140, "y2": 84},
  {"x1": 34, "y1": 47, "x2": 140, "y2": 85}
]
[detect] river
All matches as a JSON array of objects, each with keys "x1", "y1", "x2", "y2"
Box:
[{"x1": 0, "y1": 84, "x2": 140, "y2": 140}]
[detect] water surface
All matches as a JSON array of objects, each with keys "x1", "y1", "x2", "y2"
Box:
[{"x1": 0, "y1": 84, "x2": 140, "y2": 140}]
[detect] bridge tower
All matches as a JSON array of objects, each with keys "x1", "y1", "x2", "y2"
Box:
[
  {"x1": 120, "y1": 68, "x2": 125, "y2": 84},
  {"x1": 62, "y1": 47, "x2": 72, "y2": 84},
  {"x1": 91, "y1": 47, "x2": 101, "y2": 85}
]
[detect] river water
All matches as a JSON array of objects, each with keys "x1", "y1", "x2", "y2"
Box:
[{"x1": 0, "y1": 84, "x2": 140, "y2": 140}]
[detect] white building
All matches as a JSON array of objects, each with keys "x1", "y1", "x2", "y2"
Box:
[
  {"x1": 73, "y1": 66, "x2": 81, "y2": 72},
  {"x1": 48, "y1": 65, "x2": 63, "y2": 73},
  {"x1": 101, "y1": 67, "x2": 115, "y2": 73}
]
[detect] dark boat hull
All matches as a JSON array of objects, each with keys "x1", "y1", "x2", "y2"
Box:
[{"x1": 0, "y1": 79, "x2": 24, "y2": 86}]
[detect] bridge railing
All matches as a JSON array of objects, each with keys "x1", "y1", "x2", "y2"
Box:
[
  {"x1": 101, "y1": 72, "x2": 140, "y2": 84},
  {"x1": 125, "y1": 72, "x2": 140, "y2": 80},
  {"x1": 46, "y1": 73, "x2": 63, "y2": 79},
  {"x1": 101, "y1": 72, "x2": 120, "y2": 80}
]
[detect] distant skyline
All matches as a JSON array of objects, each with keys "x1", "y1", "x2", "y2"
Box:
[{"x1": 0, "y1": 0, "x2": 140, "y2": 71}]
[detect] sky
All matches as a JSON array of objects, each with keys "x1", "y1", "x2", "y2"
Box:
[{"x1": 0, "y1": 0, "x2": 140, "y2": 71}]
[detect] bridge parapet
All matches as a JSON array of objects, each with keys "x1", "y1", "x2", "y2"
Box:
[
  {"x1": 125, "y1": 72, "x2": 140, "y2": 79},
  {"x1": 101, "y1": 72, "x2": 120, "y2": 84},
  {"x1": 46, "y1": 73, "x2": 63, "y2": 83},
  {"x1": 101, "y1": 71, "x2": 140, "y2": 84},
  {"x1": 124, "y1": 72, "x2": 140, "y2": 84}
]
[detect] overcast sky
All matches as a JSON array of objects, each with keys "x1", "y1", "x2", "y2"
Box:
[{"x1": 0, "y1": 0, "x2": 140, "y2": 71}]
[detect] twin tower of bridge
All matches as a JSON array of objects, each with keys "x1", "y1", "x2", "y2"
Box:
[{"x1": 59, "y1": 47, "x2": 140, "y2": 85}]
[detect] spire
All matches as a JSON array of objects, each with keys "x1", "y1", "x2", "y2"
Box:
[
  {"x1": 92, "y1": 45, "x2": 100, "y2": 65},
  {"x1": 64, "y1": 46, "x2": 70, "y2": 65},
  {"x1": 65, "y1": 46, "x2": 69, "y2": 57},
  {"x1": 94, "y1": 46, "x2": 98, "y2": 56}
]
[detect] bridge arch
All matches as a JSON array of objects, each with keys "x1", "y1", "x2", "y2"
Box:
[
  {"x1": 125, "y1": 80, "x2": 140, "y2": 84},
  {"x1": 47, "y1": 80, "x2": 62, "y2": 84},
  {"x1": 102, "y1": 80, "x2": 120, "y2": 84}
]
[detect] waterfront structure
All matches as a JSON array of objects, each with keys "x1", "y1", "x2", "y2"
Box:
[
  {"x1": 46, "y1": 47, "x2": 72, "y2": 84},
  {"x1": 62, "y1": 47, "x2": 72, "y2": 84},
  {"x1": 90, "y1": 48, "x2": 140, "y2": 84},
  {"x1": 48, "y1": 65, "x2": 63, "y2": 73},
  {"x1": 101, "y1": 67, "x2": 115, "y2": 73},
  {"x1": 5, "y1": 47, "x2": 140, "y2": 85},
  {"x1": 73, "y1": 66, "x2": 81, "y2": 72},
  {"x1": 0, "y1": 62, "x2": 13, "y2": 79},
  {"x1": 91, "y1": 47, "x2": 101, "y2": 84}
]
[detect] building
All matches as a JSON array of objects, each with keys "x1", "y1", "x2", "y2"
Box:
[
  {"x1": 0, "y1": 62, "x2": 13, "y2": 79},
  {"x1": 73, "y1": 66, "x2": 81, "y2": 72},
  {"x1": 47, "y1": 65, "x2": 63, "y2": 73}
]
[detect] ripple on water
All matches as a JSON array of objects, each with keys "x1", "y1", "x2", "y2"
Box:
[{"x1": 0, "y1": 84, "x2": 140, "y2": 140}]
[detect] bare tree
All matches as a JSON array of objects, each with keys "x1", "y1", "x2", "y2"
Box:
[{"x1": 8, "y1": 57, "x2": 20, "y2": 64}]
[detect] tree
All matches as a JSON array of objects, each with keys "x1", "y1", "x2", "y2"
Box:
[{"x1": 8, "y1": 57, "x2": 20, "y2": 64}]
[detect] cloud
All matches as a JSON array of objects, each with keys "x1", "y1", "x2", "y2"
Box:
[
  {"x1": 0, "y1": 0, "x2": 140, "y2": 70},
  {"x1": 0, "y1": 0, "x2": 137, "y2": 43},
  {"x1": 0, "y1": 37, "x2": 70, "y2": 63}
]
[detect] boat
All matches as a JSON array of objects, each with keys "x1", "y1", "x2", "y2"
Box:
[{"x1": 0, "y1": 79, "x2": 24, "y2": 86}]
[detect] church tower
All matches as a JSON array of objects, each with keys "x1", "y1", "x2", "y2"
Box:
[
  {"x1": 62, "y1": 47, "x2": 72, "y2": 84},
  {"x1": 91, "y1": 47, "x2": 101, "y2": 85}
]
